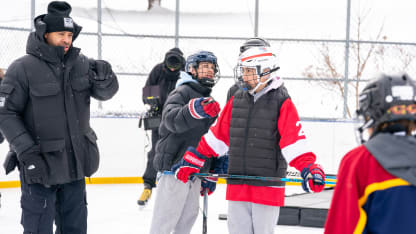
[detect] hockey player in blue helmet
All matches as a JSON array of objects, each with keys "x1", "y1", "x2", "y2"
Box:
[
  {"x1": 184, "y1": 50, "x2": 220, "y2": 88},
  {"x1": 150, "y1": 50, "x2": 226, "y2": 234}
]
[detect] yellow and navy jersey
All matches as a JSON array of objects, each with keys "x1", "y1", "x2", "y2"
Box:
[{"x1": 324, "y1": 145, "x2": 416, "y2": 234}]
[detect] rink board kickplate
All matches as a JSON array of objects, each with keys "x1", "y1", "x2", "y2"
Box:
[
  {"x1": 218, "y1": 188, "x2": 333, "y2": 228},
  {"x1": 281, "y1": 188, "x2": 333, "y2": 227}
]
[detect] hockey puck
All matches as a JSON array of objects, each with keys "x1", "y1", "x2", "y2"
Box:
[{"x1": 218, "y1": 214, "x2": 227, "y2": 220}]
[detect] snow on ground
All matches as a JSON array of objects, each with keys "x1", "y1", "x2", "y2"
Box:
[{"x1": 0, "y1": 183, "x2": 324, "y2": 234}]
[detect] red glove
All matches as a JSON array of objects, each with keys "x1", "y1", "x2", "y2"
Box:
[
  {"x1": 300, "y1": 164, "x2": 325, "y2": 193},
  {"x1": 188, "y1": 97, "x2": 220, "y2": 119},
  {"x1": 171, "y1": 147, "x2": 208, "y2": 183}
]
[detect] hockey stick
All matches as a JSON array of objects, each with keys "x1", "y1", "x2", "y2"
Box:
[
  {"x1": 163, "y1": 171, "x2": 336, "y2": 185},
  {"x1": 202, "y1": 189, "x2": 208, "y2": 234},
  {"x1": 286, "y1": 171, "x2": 337, "y2": 180}
]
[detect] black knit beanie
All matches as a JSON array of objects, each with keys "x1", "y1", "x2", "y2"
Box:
[{"x1": 43, "y1": 1, "x2": 74, "y2": 33}]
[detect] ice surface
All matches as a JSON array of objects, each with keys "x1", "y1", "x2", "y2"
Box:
[{"x1": 0, "y1": 184, "x2": 324, "y2": 234}]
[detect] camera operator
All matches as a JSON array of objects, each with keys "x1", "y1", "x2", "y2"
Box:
[{"x1": 138, "y1": 48, "x2": 185, "y2": 206}]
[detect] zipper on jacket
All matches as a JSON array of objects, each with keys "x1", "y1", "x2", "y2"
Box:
[{"x1": 242, "y1": 96, "x2": 254, "y2": 177}]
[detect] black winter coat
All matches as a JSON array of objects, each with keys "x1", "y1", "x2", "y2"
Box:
[
  {"x1": 153, "y1": 80, "x2": 215, "y2": 172},
  {"x1": 0, "y1": 15, "x2": 118, "y2": 185},
  {"x1": 144, "y1": 63, "x2": 180, "y2": 109},
  {"x1": 0, "y1": 78, "x2": 4, "y2": 144}
]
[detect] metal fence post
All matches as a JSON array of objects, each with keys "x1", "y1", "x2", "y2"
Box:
[
  {"x1": 97, "y1": 0, "x2": 103, "y2": 110},
  {"x1": 254, "y1": 0, "x2": 259, "y2": 37},
  {"x1": 343, "y1": 0, "x2": 351, "y2": 118},
  {"x1": 175, "y1": 0, "x2": 180, "y2": 47},
  {"x1": 31, "y1": 0, "x2": 35, "y2": 31},
  {"x1": 97, "y1": 0, "x2": 102, "y2": 60}
]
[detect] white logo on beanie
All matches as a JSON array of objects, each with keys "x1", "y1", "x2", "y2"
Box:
[{"x1": 63, "y1": 17, "x2": 74, "y2": 28}]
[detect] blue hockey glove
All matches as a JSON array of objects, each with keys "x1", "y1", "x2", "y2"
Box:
[
  {"x1": 214, "y1": 154, "x2": 228, "y2": 174},
  {"x1": 200, "y1": 176, "x2": 217, "y2": 196},
  {"x1": 301, "y1": 164, "x2": 325, "y2": 193}
]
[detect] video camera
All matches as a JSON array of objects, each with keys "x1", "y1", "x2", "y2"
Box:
[{"x1": 139, "y1": 85, "x2": 162, "y2": 130}]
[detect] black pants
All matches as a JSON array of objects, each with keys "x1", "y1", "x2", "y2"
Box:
[
  {"x1": 142, "y1": 129, "x2": 159, "y2": 188},
  {"x1": 20, "y1": 179, "x2": 87, "y2": 234}
]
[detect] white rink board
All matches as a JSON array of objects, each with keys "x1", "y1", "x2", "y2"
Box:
[{"x1": 0, "y1": 117, "x2": 357, "y2": 182}]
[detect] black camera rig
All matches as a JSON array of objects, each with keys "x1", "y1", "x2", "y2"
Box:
[{"x1": 139, "y1": 85, "x2": 162, "y2": 130}]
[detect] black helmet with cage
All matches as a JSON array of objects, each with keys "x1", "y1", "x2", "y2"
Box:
[{"x1": 357, "y1": 73, "x2": 416, "y2": 140}]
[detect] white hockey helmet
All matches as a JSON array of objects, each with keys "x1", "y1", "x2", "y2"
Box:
[{"x1": 234, "y1": 46, "x2": 280, "y2": 94}]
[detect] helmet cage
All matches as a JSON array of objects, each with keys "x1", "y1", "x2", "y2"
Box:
[{"x1": 234, "y1": 47, "x2": 279, "y2": 94}]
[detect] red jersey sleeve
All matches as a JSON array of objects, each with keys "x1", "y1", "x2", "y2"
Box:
[
  {"x1": 278, "y1": 99, "x2": 316, "y2": 171},
  {"x1": 324, "y1": 147, "x2": 362, "y2": 234},
  {"x1": 196, "y1": 97, "x2": 233, "y2": 157}
]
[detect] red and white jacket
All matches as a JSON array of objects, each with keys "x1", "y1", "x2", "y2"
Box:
[{"x1": 195, "y1": 87, "x2": 316, "y2": 206}]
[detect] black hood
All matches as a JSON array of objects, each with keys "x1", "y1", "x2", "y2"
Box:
[
  {"x1": 164, "y1": 47, "x2": 185, "y2": 72},
  {"x1": 365, "y1": 133, "x2": 416, "y2": 186},
  {"x1": 26, "y1": 14, "x2": 82, "y2": 63}
]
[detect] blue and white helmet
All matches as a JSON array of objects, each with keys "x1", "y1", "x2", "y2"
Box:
[{"x1": 185, "y1": 51, "x2": 220, "y2": 88}]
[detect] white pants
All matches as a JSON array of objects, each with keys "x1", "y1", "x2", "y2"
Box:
[
  {"x1": 227, "y1": 200, "x2": 280, "y2": 234},
  {"x1": 149, "y1": 175, "x2": 201, "y2": 234}
]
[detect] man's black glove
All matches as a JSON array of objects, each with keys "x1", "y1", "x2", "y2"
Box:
[
  {"x1": 89, "y1": 60, "x2": 114, "y2": 81},
  {"x1": 3, "y1": 151, "x2": 18, "y2": 175},
  {"x1": 19, "y1": 146, "x2": 48, "y2": 185}
]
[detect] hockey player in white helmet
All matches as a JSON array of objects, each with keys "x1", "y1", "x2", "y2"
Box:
[
  {"x1": 234, "y1": 46, "x2": 281, "y2": 96},
  {"x1": 173, "y1": 43, "x2": 326, "y2": 234},
  {"x1": 227, "y1": 37, "x2": 272, "y2": 101}
]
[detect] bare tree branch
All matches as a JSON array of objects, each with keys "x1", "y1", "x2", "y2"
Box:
[{"x1": 302, "y1": 6, "x2": 413, "y2": 119}]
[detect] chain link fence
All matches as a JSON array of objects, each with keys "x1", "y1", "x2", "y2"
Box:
[{"x1": 1, "y1": 0, "x2": 416, "y2": 120}]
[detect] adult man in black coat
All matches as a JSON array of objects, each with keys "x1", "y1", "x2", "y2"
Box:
[
  {"x1": 0, "y1": 1, "x2": 118, "y2": 233},
  {"x1": 138, "y1": 47, "x2": 185, "y2": 206}
]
